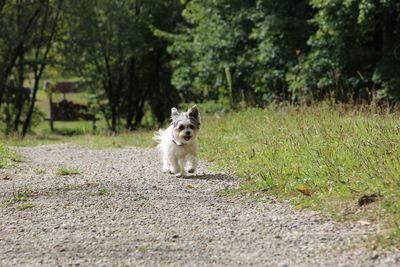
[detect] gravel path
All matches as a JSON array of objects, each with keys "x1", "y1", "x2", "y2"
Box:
[{"x1": 0, "y1": 144, "x2": 399, "y2": 266}]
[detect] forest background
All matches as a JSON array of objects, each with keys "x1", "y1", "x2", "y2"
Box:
[{"x1": 0, "y1": 0, "x2": 399, "y2": 135}]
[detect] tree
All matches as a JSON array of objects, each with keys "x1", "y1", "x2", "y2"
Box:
[
  {"x1": 22, "y1": 0, "x2": 63, "y2": 136},
  {"x1": 167, "y1": 0, "x2": 311, "y2": 106},
  {"x1": 289, "y1": 0, "x2": 400, "y2": 103},
  {"x1": 61, "y1": 0, "x2": 181, "y2": 132},
  {"x1": 0, "y1": 0, "x2": 63, "y2": 136}
]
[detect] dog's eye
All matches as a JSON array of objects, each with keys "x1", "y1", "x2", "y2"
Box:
[
  {"x1": 178, "y1": 125, "x2": 185, "y2": 131},
  {"x1": 189, "y1": 125, "x2": 195, "y2": 130}
]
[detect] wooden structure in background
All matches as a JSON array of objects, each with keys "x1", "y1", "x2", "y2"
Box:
[{"x1": 46, "y1": 81, "x2": 97, "y2": 133}]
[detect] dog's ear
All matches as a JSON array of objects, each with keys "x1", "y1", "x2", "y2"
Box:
[
  {"x1": 171, "y1": 107, "x2": 179, "y2": 119},
  {"x1": 188, "y1": 105, "x2": 200, "y2": 122}
]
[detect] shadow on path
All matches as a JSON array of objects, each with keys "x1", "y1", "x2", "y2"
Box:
[{"x1": 184, "y1": 173, "x2": 236, "y2": 181}]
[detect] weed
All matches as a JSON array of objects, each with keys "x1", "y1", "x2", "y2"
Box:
[
  {"x1": 56, "y1": 168, "x2": 81, "y2": 176},
  {"x1": 2, "y1": 189, "x2": 32, "y2": 208},
  {"x1": 0, "y1": 143, "x2": 20, "y2": 168},
  {"x1": 34, "y1": 168, "x2": 46, "y2": 175},
  {"x1": 17, "y1": 202, "x2": 35, "y2": 210},
  {"x1": 97, "y1": 187, "x2": 114, "y2": 197}
]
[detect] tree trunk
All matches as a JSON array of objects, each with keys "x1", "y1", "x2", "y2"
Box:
[
  {"x1": 22, "y1": 74, "x2": 40, "y2": 136},
  {"x1": 111, "y1": 103, "x2": 117, "y2": 134},
  {"x1": 126, "y1": 57, "x2": 136, "y2": 130},
  {"x1": 133, "y1": 94, "x2": 147, "y2": 129},
  {"x1": 4, "y1": 100, "x2": 11, "y2": 136},
  {"x1": 0, "y1": 3, "x2": 42, "y2": 111},
  {"x1": 0, "y1": 0, "x2": 7, "y2": 14},
  {"x1": 382, "y1": 7, "x2": 395, "y2": 58},
  {"x1": 22, "y1": 0, "x2": 62, "y2": 137},
  {"x1": 13, "y1": 44, "x2": 26, "y2": 132}
]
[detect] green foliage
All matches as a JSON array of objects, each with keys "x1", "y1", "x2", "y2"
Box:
[
  {"x1": 168, "y1": 0, "x2": 400, "y2": 105},
  {"x1": 167, "y1": 0, "x2": 311, "y2": 105},
  {"x1": 0, "y1": 0, "x2": 64, "y2": 136},
  {"x1": 2, "y1": 0, "x2": 400, "y2": 135},
  {"x1": 167, "y1": 0, "x2": 259, "y2": 104},
  {"x1": 60, "y1": 0, "x2": 182, "y2": 131},
  {"x1": 289, "y1": 0, "x2": 400, "y2": 102}
]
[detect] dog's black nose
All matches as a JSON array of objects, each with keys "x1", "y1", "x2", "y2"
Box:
[{"x1": 185, "y1": 131, "x2": 191, "y2": 135}]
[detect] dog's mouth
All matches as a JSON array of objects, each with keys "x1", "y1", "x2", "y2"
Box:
[{"x1": 183, "y1": 136, "x2": 192, "y2": 141}]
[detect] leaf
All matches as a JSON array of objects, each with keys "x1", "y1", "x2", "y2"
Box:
[
  {"x1": 358, "y1": 194, "x2": 380, "y2": 206},
  {"x1": 296, "y1": 184, "x2": 312, "y2": 196},
  {"x1": 1, "y1": 175, "x2": 10, "y2": 180},
  {"x1": 186, "y1": 184, "x2": 194, "y2": 189}
]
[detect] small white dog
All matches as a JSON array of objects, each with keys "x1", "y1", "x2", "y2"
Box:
[{"x1": 153, "y1": 105, "x2": 201, "y2": 176}]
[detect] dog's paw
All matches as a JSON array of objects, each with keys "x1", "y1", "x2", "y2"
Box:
[{"x1": 169, "y1": 169, "x2": 183, "y2": 176}]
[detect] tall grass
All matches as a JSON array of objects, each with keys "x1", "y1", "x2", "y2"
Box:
[{"x1": 200, "y1": 104, "x2": 400, "y2": 245}]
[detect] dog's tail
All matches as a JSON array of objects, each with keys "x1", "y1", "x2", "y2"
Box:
[{"x1": 152, "y1": 129, "x2": 164, "y2": 144}]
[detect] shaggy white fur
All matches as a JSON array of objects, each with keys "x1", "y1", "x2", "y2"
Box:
[{"x1": 153, "y1": 106, "x2": 200, "y2": 176}]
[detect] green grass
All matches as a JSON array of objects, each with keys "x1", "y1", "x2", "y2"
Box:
[
  {"x1": 56, "y1": 168, "x2": 81, "y2": 176},
  {"x1": 97, "y1": 187, "x2": 114, "y2": 197},
  {"x1": 199, "y1": 104, "x2": 400, "y2": 246},
  {"x1": 4, "y1": 129, "x2": 154, "y2": 149},
  {"x1": 3, "y1": 89, "x2": 155, "y2": 148},
  {"x1": 2, "y1": 189, "x2": 34, "y2": 210},
  {"x1": 0, "y1": 143, "x2": 20, "y2": 168}
]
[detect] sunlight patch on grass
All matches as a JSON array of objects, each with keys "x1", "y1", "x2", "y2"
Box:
[{"x1": 4, "y1": 130, "x2": 155, "y2": 149}]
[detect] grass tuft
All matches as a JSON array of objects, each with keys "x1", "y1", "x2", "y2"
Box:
[
  {"x1": 56, "y1": 168, "x2": 81, "y2": 176},
  {"x1": 0, "y1": 143, "x2": 20, "y2": 168},
  {"x1": 2, "y1": 189, "x2": 33, "y2": 208},
  {"x1": 97, "y1": 187, "x2": 114, "y2": 197}
]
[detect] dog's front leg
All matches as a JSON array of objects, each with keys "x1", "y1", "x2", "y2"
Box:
[
  {"x1": 162, "y1": 153, "x2": 170, "y2": 173},
  {"x1": 185, "y1": 155, "x2": 198, "y2": 174},
  {"x1": 169, "y1": 157, "x2": 183, "y2": 176}
]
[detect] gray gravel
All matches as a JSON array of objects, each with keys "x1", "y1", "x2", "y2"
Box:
[{"x1": 0, "y1": 144, "x2": 399, "y2": 266}]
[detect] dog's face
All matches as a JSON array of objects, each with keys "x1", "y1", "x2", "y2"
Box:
[{"x1": 171, "y1": 105, "x2": 200, "y2": 144}]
